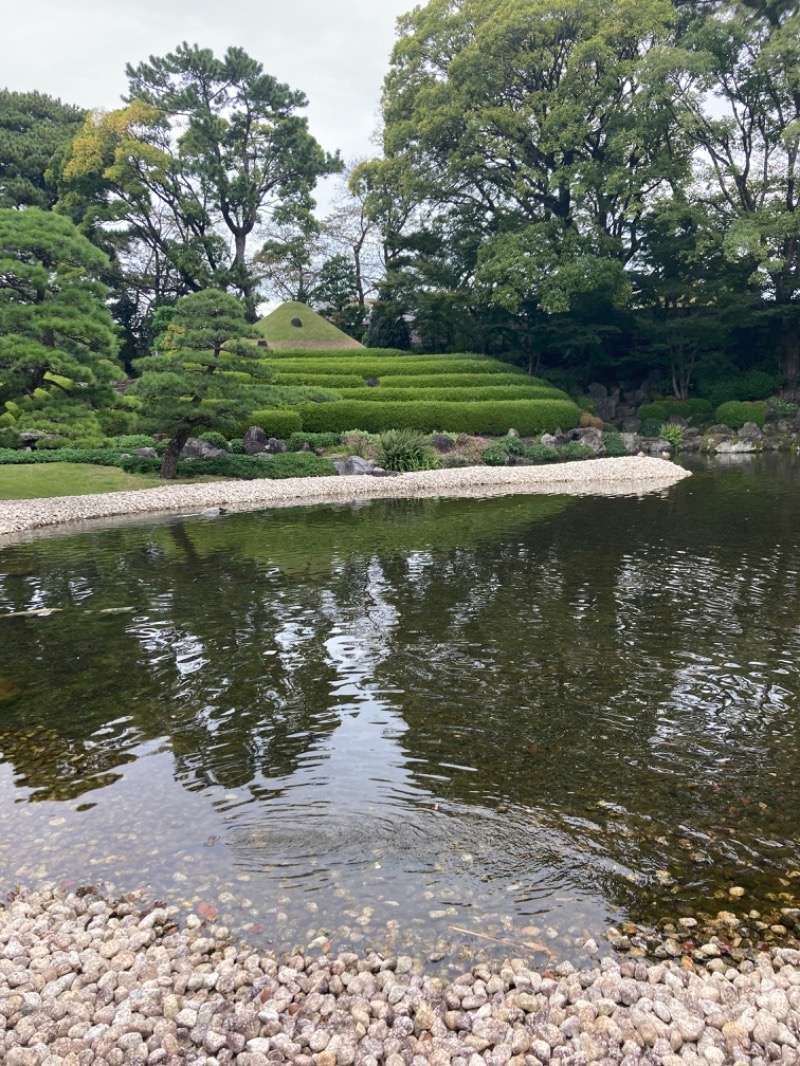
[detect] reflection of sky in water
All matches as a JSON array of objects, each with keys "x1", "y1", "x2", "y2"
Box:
[{"x1": 1, "y1": 461, "x2": 800, "y2": 967}]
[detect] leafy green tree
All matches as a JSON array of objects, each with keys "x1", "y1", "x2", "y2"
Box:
[
  {"x1": 672, "y1": 0, "x2": 800, "y2": 391},
  {"x1": 0, "y1": 208, "x2": 122, "y2": 443},
  {"x1": 131, "y1": 290, "x2": 317, "y2": 478},
  {"x1": 372, "y1": 0, "x2": 687, "y2": 336},
  {"x1": 310, "y1": 254, "x2": 367, "y2": 339},
  {"x1": 0, "y1": 91, "x2": 84, "y2": 209},
  {"x1": 61, "y1": 44, "x2": 341, "y2": 320}
]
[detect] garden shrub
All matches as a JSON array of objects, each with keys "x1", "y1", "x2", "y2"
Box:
[
  {"x1": 659, "y1": 423, "x2": 684, "y2": 448},
  {"x1": 526, "y1": 443, "x2": 560, "y2": 463},
  {"x1": 229, "y1": 439, "x2": 245, "y2": 454},
  {"x1": 263, "y1": 358, "x2": 522, "y2": 378},
  {"x1": 482, "y1": 443, "x2": 511, "y2": 466},
  {"x1": 602, "y1": 429, "x2": 628, "y2": 457},
  {"x1": 0, "y1": 428, "x2": 22, "y2": 449},
  {"x1": 247, "y1": 409, "x2": 303, "y2": 439},
  {"x1": 334, "y1": 386, "x2": 568, "y2": 403},
  {"x1": 297, "y1": 399, "x2": 581, "y2": 436},
  {"x1": 715, "y1": 400, "x2": 767, "y2": 429},
  {"x1": 640, "y1": 419, "x2": 662, "y2": 437},
  {"x1": 559, "y1": 441, "x2": 593, "y2": 461},
  {"x1": 579, "y1": 411, "x2": 604, "y2": 429},
  {"x1": 276, "y1": 374, "x2": 367, "y2": 388},
  {"x1": 286, "y1": 431, "x2": 342, "y2": 452},
  {"x1": 199, "y1": 431, "x2": 230, "y2": 450},
  {"x1": 113, "y1": 434, "x2": 158, "y2": 449},
  {"x1": 375, "y1": 429, "x2": 438, "y2": 472},
  {"x1": 376, "y1": 373, "x2": 532, "y2": 390},
  {"x1": 116, "y1": 452, "x2": 337, "y2": 479},
  {"x1": 701, "y1": 371, "x2": 782, "y2": 407},
  {"x1": 639, "y1": 397, "x2": 714, "y2": 422}
]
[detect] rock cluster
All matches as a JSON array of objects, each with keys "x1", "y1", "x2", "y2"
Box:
[{"x1": 2, "y1": 885, "x2": 800, "y2": 1065}]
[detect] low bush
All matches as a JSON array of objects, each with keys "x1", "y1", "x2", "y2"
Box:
[
  {"x1": 579, "y1": 412, "x2": 604, "y2": 429},
  {"x1": 639, "y1": 397, "x2": 714, "y2": 422},
  {"x1": 112, "y1": 434, "x2": 158, "y2": 450},
  {"x1": 115, "y1": 452, "x2": 337, "y2": 479},
  {"x1": 276, "y1": 374, "x2": 367, "y2": 388},
  {"x1": 263, "y1": 358, "x2": 522, "y2": 378},
  {"x1": 640, "y1": 418, "x2": 662, "y2": 437},
  {"x1": 376, "y1": 373, "x2": 532, "y2": 390},
  {"x1": 247, "y1": 409, "x2": 303, "y2": 439},
  {"x1": 701, "y1": 370, "x2": 782, "y2": 407},
  {"x1": 199, "y1": 431, "x2": 230, "y2": 450},
  {"x1": 297, "y1": 399, "x2": 581, "y2": 436},
  {"x1": 229, "y1": 439, "x2": 245, "y2": 454},
  {"x1": 602, "y1": 429, "x2": 628, "y2": 457},
  {"x1": 559, "y1": 441, "x2": 593, "y2": 461},
  {"x1": 659, "y1": 423, "x2": 684, "y2": 448},
  {"x1": 0, "y1": 429, "x2": 22, "y2": 449},
  {"x1": 333, "y1": 386, "x2": 568, "y2": 403},
  {"x1": 715, "y1": 400, "x2": 768, "y2": 429},
  {"x1": 482, "y1": 438, "x2": 561, "y2": 466},
  {"x1": 286, "y1": 431, "x2": 342, "y2": 452},
  {"x1": 375, "y1": 429, "x2": 438, "y2": 472}
]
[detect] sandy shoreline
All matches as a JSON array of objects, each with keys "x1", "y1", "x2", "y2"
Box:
[{"x1": 0, "y1": 456, "x2": 690, "y2": 543}]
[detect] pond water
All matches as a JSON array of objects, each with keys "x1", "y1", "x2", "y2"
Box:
[{"x1": 1, "y1": 455, "x2": 799, "y2": 970}]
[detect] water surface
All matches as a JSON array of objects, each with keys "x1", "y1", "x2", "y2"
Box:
[{"x1": 1, "y1": 456, "x2": 799, "y2": 968}]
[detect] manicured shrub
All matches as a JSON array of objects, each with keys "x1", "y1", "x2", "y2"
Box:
[
  {"x1": 639, "y1": 397, "x2": 714, "y2": 422},
  {"x1": 199, "y1": 431, "x2": 230, "y2": 450},
  {"x1": 297, "y1": 399, "x2": 580, "y2": 436},
  {"x1": 117, "y1": 452, "x2": 336, "y2": 479},
  {"x1": 602, "y1": 429, "x2": 628, "y2": 457},
  {"x1": 263, "y1": 358, "x2": 521, "y2": 378},
  {"x1": 640, "y1": 419, "x2": 662, "y2": 437},
  {"x1": 247, "y1": 409, "x2": 303, "y2": 439},
  {"x1": 701, "y1": 371, "x2": 782, "y2": 407},
  {"x1": 579, "y1": 411, "x2": 604, "y2": 429},
  {"x1": 715, "y1": 400, "x2": 768, "y2": 429},
  {"x1": 375, "y1": 429, "x2": 438, "y2": 472},
  {"x1": 377, "y1": 373, "x2": 531, "y2": 390},
  {"x1": 286, "y1": 431, "x2": 342, "y2": 452},
  {"x1": 276, "y1": 374, "x2": 367, "y2": 388},
  {"x1": 526, "y1": 443, "x2": 561, "y2": 463},
  {"x1": 113, "y1": 434, "x2": 158, "y2": 449},
  {"x1": 332, "y1": 386, "x2": 568, "y2": 403},
  {"x1": 0, "y1": 428, "x2": 22, "y2": 449},
  {"x1": 482, "y1": 443, "x2": 511, "y2": 466}
]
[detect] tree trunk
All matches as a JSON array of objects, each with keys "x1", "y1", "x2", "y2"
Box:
[{"x1": 160, "y1": 427, "x2": 192, "y2": 480}]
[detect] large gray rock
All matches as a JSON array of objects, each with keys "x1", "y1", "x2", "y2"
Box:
[
  {"x1": 243, "y1": 427, "x2": 286, "y2": 455},
  {"x1": 739, "y1": 421, "x2": 765, "y2": 441},
  {"x1": 430, "y1": 433, "x2": 456, "y2": 454},
  {"x1": 621, "y1": 417, "x2": 641, "y2": 433},
  {"x1": 333, "y1": 456, "x2": 375, "y2": 476},
  {"x1": 569, "y1": 427, "x2": 604, "y2": 455},
  {"x1": 134, "y1": 448, "x2": 158, "y2": 459},
  {"x1": 182, "y1": 438, "x2": 227, "y2": 459}
]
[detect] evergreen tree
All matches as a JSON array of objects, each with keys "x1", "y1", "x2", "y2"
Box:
[
  {"x1": 131, "y1": 290, "x2": 316, "y2": 478},
  {"x1": 0, "y1": 208, "x2": 123, "y2": 444},
  {"x1": 0, "y1": 90, "x2": 84, "y2": 209}
]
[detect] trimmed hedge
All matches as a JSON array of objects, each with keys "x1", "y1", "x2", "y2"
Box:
[
  {"x1": 639, "y1": 398, "x2": 714, "y2": 421},
  {"x1": 261, "y1": 358, "x2": 521, "y2": 377},
  {"x1": 247, "y1": 409, "x2": 303, "y2": 438},
  {"x1": 262, "y1": 347, "x2": 484, "y2": 360},
  {"x1": 0, "y1": 447, "x2": 133, "y2": 467},
  {"x1": 336, "y1": 386, "x2": 570, "y2": 403},
  {"x1": 296, "y1": 399, "x2": 581, "y2": 436},
  {"x1": 715, "y1": 400, "x2": 768, "y2": 429},
  {"x1": 375, "y1": 373, "x2": 530, "y2": 390},
  {"x1": 275, "y1": 374, "x2": 367, "y2": 388}
]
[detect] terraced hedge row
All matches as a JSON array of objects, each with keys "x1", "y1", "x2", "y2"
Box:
[
  {"x1": 253, "y1": 400, "x2": 580, "y2": 436},
  {"x1": 265, "y1": 358, "x2": 522, "y2": 377},
  {"x1": 328, "y1": 386, "x2": 568, "y2": 403}
]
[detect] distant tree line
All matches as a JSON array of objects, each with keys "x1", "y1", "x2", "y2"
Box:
[{"x1": 1, "y1": 0, "x2": 799, "y2": 411}]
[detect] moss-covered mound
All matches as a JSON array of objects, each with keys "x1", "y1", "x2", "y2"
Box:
[{"x1": 256, "y1": 302, "x2": 363, "y2": 350}]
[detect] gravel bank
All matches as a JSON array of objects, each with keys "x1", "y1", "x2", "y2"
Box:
[
  {"x1": 1, "y1": 884, "x2": 799, "y2": 1066},
  {"x1": 0, "y1": 457, "x2": 690, "y2": 542}
]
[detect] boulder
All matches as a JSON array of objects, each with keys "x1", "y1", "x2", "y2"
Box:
[
  {"x1": 569, "y1": 427, "x2": 604, "y2": 455},
  {"x1": 715, "y1": 438, "x2": 759, "y2": 454},
  {"x1": 265, "y1": 437, "x2": 286, "y2": 454},
  {"x1": 430, "y1": 433, "x2": 456, "y2": 454},
  {"x1": 181, "y1": 438, "x2": 227, "y2": 459},
  {"x1": 507, "y1": 428, "x2": 521, "y2": 438},
  {"x1": 243, "y1": 426, "x2": 268, "y2": 455},
  {"x1": 739, "y1": 421, "x2": 765, "y2": 441},
  {"x1": 621, "y1": 417, "x2": 641, "y2": 433},
  {"x1": 134, "y1": 448, "x2": 158, "y2": 459},
  {"x1": 333, "y1": 456, "x2": 375, "y2": 476}
]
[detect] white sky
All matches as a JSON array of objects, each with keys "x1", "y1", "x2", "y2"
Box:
[{"x1": 2, "y1": 0, "x2": 418, "y2": 172}]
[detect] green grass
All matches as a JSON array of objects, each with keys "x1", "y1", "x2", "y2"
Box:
[
  {"x1": 0, "y1": 463, "x2": 207, "y2": 500},
  {"x1": 256, "y1": 301, "x2": 363, "y2": 350}
]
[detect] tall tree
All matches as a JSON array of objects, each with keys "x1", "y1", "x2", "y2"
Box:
[
  {"x1": 0, "y1": 90, "x2": 84, "y2": 209},
  {"x1": 373, "y1": 0, "x2": 688, "y2": 335},
  {"x1": 672, "y1": 0, "x2": 800, "y2": 391},
  {"x1": 130, "y1": 290, "x2": 321, "y2": 477},
  {"x1": 0, "y1": 208, "x2": 123, "y2": 443}
]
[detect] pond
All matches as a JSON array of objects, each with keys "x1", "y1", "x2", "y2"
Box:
[{"x1": 1, "y1": 455, "x2": 799, "y2": 971}]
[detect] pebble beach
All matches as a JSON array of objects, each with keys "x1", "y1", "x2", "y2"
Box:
[
  {"x1": 2, "y1": 884, "x2": 800, "y2": 1066},
  {"x1": 0, "y1": 456, "x2": 691, "y2": 542}
]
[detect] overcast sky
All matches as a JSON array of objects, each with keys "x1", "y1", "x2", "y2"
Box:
[{"x1": 3, "y1": 0, "x2": 419, "y2": 170}]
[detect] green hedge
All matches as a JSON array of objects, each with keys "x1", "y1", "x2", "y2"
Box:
[
  {"x1": 275, "y1": 374, "x2": 367, "y2": 388},
  {"x1": 374, "y1": 373, "x2": 531, "y2": 390},
  {"x1": 296, "y1": 399, "x2": 581, "y2": 435},
  {"x1": 0, "y1": 447, "x2": 133, "y2": 467},
  {"x1": 336, "y1": 386, "x2": 569, "y2": 403},
  {"x1": 715, "y1": 400, "x2": 768, "y2": 429},
  {"x1": 246, "y1": 409, "x2": 304, "y2": 438},
  {"x1": 263, "y1": 348, "x2": 484, "y2": 360},
  {"x1": 262, "y1": 358, "x2": 521, "y2": 378},
  {"x1": 639, "y1": 398, "x2": 714, "y2": 421}
]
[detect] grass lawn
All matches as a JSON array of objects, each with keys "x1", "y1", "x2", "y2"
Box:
[{"x1": 0, "y1": 463, "x2": 211, "y2": 500}]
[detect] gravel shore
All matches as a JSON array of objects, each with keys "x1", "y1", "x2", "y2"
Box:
[
  {"x1": 2, "y1": 884, "x2": 799, "y2": 1066},
  {"x1": 0, "y1": 457, "x2": 690, "y2": 542}
]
